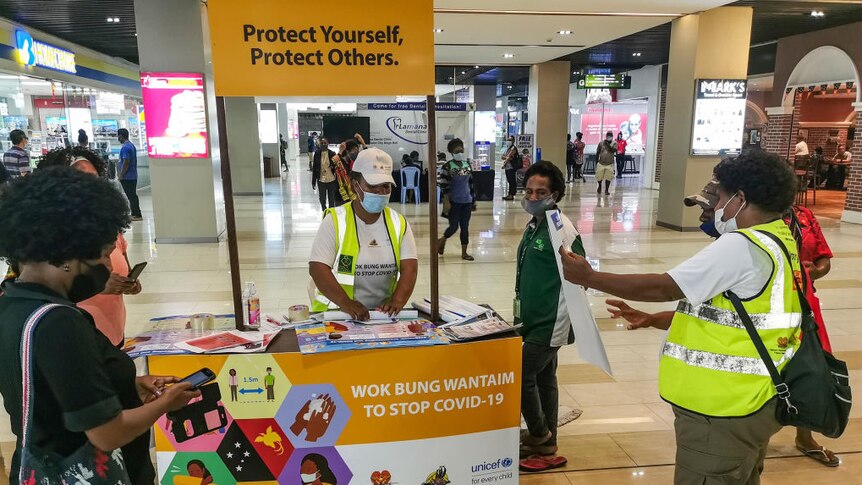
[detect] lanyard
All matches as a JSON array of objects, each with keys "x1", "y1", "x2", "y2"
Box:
[{"x1": 515, "y1": 219, "x2": 542, "y2": 297}]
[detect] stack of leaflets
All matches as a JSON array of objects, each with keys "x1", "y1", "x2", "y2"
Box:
[
  {"x1": 296, "y1": 319, "x2": 449, "y2": 354},
  {"x1": 441, "y1": 316, "x2": 521, "y2": 342}
]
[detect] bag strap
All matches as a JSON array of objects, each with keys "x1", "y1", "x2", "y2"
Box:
[
  {"x1": 726, "y1": 229, "x2": 808, "y2": 416},
  {"x1": 19, "y1": 303, "x2": 64, "y2": 481}
]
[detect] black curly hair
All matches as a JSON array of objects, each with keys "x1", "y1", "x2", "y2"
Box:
[
  {"x1": 713, "y1": 150, "x2": 795, "y2": 214},
  {"x1": 36, "y1": 146, "x2": 107, "y2": 177},
  {"x1": 0, "y1": 167, "x2": 130, "y2": 265},
  {"x1": 524, "y1": 160, "x2": 566, "y2": 202}
]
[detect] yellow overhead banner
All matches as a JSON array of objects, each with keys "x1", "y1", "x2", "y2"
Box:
[{"x1": 206, "y1": 0, "x2": 434, "y2": 96}]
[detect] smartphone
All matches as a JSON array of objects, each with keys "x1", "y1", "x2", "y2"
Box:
[
  {"x1": 178, "y1": 368, "x2": 216, "y2": 389},
  {"x1": 127, "y1": 262, "x2": 147, "y2": 281}
]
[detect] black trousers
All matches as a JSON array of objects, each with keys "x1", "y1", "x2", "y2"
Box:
[
  {"x1": 121, "y1": 179, "x2": 142, "y2": 217},
  {"x1": 566, "y1": 163, "x2": 575, "y2": 181},
  {"x1": 317, "y1": 180, "x2": 339, "y2": 210},
  {"x1": 444, "y1": 202, "x2": 472, "y2": 245},
  {"x1": 505, "y1": 168, "x2": 517, "y2": 197},
  {"x1": 521, "y1": 342, "x2": 560, "y2": 443},
  {"x1": 615, "y1": 154, "x2": 626, "y2": 178},
  {"x1": 826, "y1": 165, "x2": 847, "y2": 189}
]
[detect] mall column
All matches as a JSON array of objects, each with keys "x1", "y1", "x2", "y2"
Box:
[
  {"x1": 656, "y1": 7, "x2": 753, "y2": 231},
  {"x1": 842, "y1": 102, "x2": 862, "y2": 223},
  {"x1": 526, "y1": 61, "x2": 571, "y2": 172},
  {"x1": 133, "y1": 0, "x2": 264, "y2": 241}
]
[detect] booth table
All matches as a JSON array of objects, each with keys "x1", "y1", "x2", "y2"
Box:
[{"x1": 148, "y1": 330, "x2": 521, "y2": 485}]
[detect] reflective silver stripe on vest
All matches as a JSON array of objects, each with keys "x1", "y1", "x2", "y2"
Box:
[
  {"x1": 335, "y1": 273, "x2": 355, "y2": 286},
  {"x1": 676, "y1": 301, "x2": 801, "y2": 330},
  {"x1": 747, "y1": 230, "x2": 787, "y2": 313},
  {"x1": 663, "y1": 342, "x2": 796, "y2": 376}
]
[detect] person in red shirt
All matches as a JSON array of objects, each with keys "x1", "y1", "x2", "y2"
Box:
[{"x1": 614, "y1": 132, "x2": 628, "y2": 179}]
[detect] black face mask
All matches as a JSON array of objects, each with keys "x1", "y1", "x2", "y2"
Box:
[{"x1": 68, "y1": 261, "x2": 111, "y2": 302}]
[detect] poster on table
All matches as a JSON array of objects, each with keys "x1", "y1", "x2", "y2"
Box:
[
  {"x1": 206, "y1": 0, "x2": 433, "y2": 97},
  {"x1": 140, "y1": 72, "x2": 209, "y2": 158},
  {"x1": 149, "y1": 337, "x2": 521, "y2": 485},
  {"x1": 690, "y1": 79, "x2": 747, "y2": 156}
]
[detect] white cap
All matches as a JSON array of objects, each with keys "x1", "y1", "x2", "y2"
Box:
[{"x1": 351, "y1": 148, "x2": 395, "y2": 186}]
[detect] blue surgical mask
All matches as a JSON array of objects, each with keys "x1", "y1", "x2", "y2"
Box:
[
  {"x1": 453, "y1": 153, "x2": 465, "y2": 162},
  {"x1": 699, "y1": 220, "x2": 721, "y2": 239},
  {"x1": 360, "y1": 190, "x2": 389, "y2": 214},
  {"x1": 300, "y1": 472, "x2": 319, "y2": 484}
]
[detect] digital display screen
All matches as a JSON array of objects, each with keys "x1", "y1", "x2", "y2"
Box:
[
  {"x1": 576, "y1": 74, "x2": 631, "y2": 89},
  {"x1": 140, "y1": 72, "x2": 209, "y2": 158},
  {"x1": 691, "y1": 79, "x2": 747, "y2": 156}
]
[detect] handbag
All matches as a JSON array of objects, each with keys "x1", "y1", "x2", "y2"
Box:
[
  {"x1": 727, "y1": 231, "x2": 851, "y2": 438},
  {"x1": 18, "y1": 304, "x2": 132, "y2": 485}
]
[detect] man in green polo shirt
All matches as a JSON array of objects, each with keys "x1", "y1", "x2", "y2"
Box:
[
  {"x1": 264, "y1": 367, "x2": 275, "y2": 401},
  {"x1": 515, "y1": 162, "x2": 585, "y2": 468}
]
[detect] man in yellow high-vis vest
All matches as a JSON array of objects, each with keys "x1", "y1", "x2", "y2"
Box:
[
  {"x1": 556, "y1": 151, "x2": 802, "y2": 485},
  {"x1": 309, "y1": 148, "x2": 418, "y2": 320}
]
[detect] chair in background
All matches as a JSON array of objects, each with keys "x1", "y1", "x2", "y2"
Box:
[{"x1": 401, "y1": 166, "x2": 421, "y2": 204}]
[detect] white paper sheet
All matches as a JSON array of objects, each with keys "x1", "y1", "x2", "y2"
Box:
[{"x1": 545, "y1": 210, "x2": 613, "y2": 376}]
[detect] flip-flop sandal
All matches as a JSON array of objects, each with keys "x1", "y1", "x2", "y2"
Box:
[
  {"x1": 519, "y1": 455, "x2": 568, "y2": 472},
  {"x1": 796, "y1": 445, "x2": 840, "y2": 467}
]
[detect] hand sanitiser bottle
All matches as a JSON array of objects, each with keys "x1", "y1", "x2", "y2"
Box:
[{"x1": 243, "y1": 282, "x2": 261, "y2": 329}]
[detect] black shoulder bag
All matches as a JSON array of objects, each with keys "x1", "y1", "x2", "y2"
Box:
[{"x1": 726, "y1": 230, "x2": 851, "y2": 438}]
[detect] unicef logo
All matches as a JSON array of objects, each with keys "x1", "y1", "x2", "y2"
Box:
[
  {"x1": 15, "y1": 30, "x2": 35, "y2": 66},
  {"x1": 501, "y1": 457, "x2": 513, "y2": 468}
]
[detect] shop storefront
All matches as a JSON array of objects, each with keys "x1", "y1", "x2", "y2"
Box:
[{"x1": 0, "y1": 20, "x2": 149, "y2": 185}]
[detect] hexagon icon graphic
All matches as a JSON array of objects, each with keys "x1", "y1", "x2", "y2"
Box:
[
  {"x1": 154, "y1": 396, "x2": 233, "y2": 452},
  {"x1": 275, "y1": 384, "x2": 350, "y2": 449},
  {"x1": 234, "y1": 419, "x2": 294, "y2": 478},
  {"x1": 160, "y1": 452, "x2": 235, "y2": 485},
  {"x1": 217, "y1": 354, "x2": 291, "y2": 419},
  {"x1": 279, "y1": 447, "x2": 352, "y2": 485}
]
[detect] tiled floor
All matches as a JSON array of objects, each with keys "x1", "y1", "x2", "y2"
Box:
[{"x1": 2, "y1": 158, "x2": 862, "y2": 484}]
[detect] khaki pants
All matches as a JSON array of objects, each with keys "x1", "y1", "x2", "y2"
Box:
[{"x1": 673, "y1": 399, "x2": 781, "y2": 485}]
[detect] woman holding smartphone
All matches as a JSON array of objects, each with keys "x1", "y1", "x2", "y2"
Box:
[{"x1": 0, "y1": 168, "x2": 199, "y2": 485}]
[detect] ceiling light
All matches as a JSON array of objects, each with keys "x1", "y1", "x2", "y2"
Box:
[
  {"x1": 811, "y1": 10, "x2": 824, "y2": 17},
  {"x1": 503, "y1": 53, "x2": 515, "y2": 59},
  {"x1": 433, "y1": 28, "x2": 444, "y2": 33},
  {"x1": 106, "y1": 17, "x2": 114, "y2": 22},
  {"x1": 460, "y1": 71, "x2": 466, "y2": 74},
  {"x1": 557, "y1": 30, "x2": 572, "y2": 35},
  {"x1": 474, "y1": 65, "x2": 479, "y2": 69},
  {"x1": 633, "y1": 52, "x2": 642, "y2": 57}
]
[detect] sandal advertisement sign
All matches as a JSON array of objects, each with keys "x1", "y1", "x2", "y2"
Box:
[{"x1": 150, "y1": 337, "x2": 520, "y2": 485}]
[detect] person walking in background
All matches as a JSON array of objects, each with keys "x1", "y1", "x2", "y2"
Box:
[
  {"x1": 502, "y1": 135, "x2": 519, "y2": 201},
  {"x1": 615, "y1": 132, "x2": 627, "y2": 179},
  {"x1": 77, "y1": 129, "x2": 89, "y2": 148},
  {"x1": 312, "y1": 138, "x2": 340, "y2": 211},
  {"x1": 595, "y1": 131, "x2": 616, "y2": 195},
  {"x1": 517, "y1": 161, "x2": 585, "y2": 472},
  {"x1": 437, "y1": 139, "x2": 475, "y2": 261},
  {"x1": 3, "y1": 129, "x2": 30, "y2": 179},
  {"x1": 574, "y1": 132, "x2": 585, "y2": 182},
  {"x1": 307, "y1": 132, "x2": 318, "y2": 172},
  {"x1": 118, "y1": 128, "x2": 143, "y2": 221},
  {"x1": 279, "y1": 133, "x2": 289, "y2": 172},
  {"x1": 565, "y1": 134, "x2": 576, "y2": 183}
]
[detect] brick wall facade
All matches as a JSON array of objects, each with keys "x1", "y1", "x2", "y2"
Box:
[
  {"x1": 763, "y1": 113, "x2": 792, "y2": 158},
  {"x1": 655, "y1": 84, "x2": 667, "y2": 184},
  {"x1": 843, "y1": 110, "x2": 862, "y2": 215},
  {"x1": 802, "y1": 127, "x2": 849, "y2": 158}
]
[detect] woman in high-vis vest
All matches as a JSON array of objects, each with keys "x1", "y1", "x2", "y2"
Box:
[
  {"x1": 557, "y1": 151, "x2": 801, "y2": 485},
  {"x1": 309, "y1": 148, "x2": 418, "y2": 321}
]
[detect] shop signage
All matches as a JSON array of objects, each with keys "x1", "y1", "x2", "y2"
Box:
[
  {"x1": 206, "y1": 0, "x2": 433, "y2": 96},
  {"x1": 576, "y1": 74, "x2": 631, "y2": 89},
  {"x1": 140, "y1": 72, "x2": 209, "y2": 158},
  {"x1": 364, "y1": 102, "x2": 469, "y2": 111},
  {"x1": 150, "y1": 337, "x2": 520, "y2": 485},
  {"x1": 691, "y1": 78, "x2": 747, "y2": 156},
  {"x1": 96, "y1": 92, "x2": 125, "y2": 115},
  {"x1": 15, "y1": 29, "x2": 76, "y2": 74}
]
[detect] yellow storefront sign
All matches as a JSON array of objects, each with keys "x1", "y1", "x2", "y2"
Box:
[{"x1": 206, "y1": 0, "x2": 434, "y2": 96}]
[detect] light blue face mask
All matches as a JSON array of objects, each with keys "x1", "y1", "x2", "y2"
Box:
[{"x1": 360, "y1": 191, "x2": 389, "y2": 213}]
